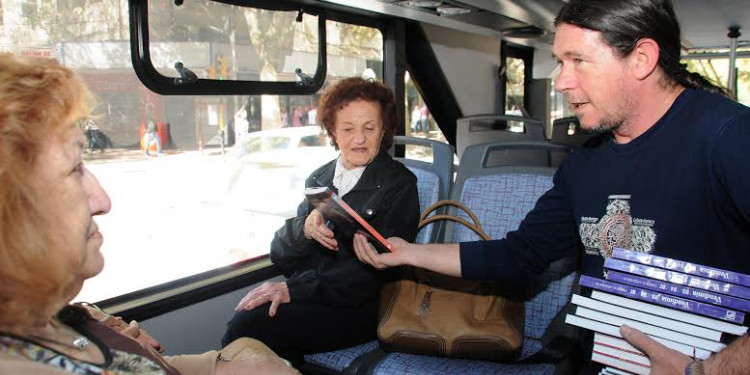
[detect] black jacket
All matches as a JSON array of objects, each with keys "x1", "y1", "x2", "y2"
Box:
[{"x1": 270, "y1": 149, "x2": 420, "y2": 307}]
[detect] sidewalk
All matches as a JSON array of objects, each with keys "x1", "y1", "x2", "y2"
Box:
[{"x1": 84, "y1": 148, "x2": 183, "y2": 164}]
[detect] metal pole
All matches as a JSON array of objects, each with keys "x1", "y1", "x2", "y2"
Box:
[{"x1": 727, "y1": 26, "x2": 741, "y2": 99}]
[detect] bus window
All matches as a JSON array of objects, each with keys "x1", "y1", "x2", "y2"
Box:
[
  {"x1": 505, "y1": 56, "x2": 525, "y2": 122},
  {"x1": 0, "y1": 0, "x2": 384, "y2": 302},
  {"x1": 146, "y1": 1, "x2": 321, "y2": 85},
  {"x1": 683, "y1": 56, "x2": 750, "y2": 105},
  {"x1": 405, "y1": 71, "x2": 449, "y2": 164}
]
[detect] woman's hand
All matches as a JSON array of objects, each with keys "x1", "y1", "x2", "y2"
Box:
[
  {"x1": 303, "y1": 209, "x2": 338, "y2": 250},
  {"x1": 234, "y1": 282, "x2": 291, "y2": 317},
  {"x1": 81, "y1": 304, "x2": 164, "y2": 353},
  {"x1": 352, "y1": 233, "x2": 409, "y2": 269}
]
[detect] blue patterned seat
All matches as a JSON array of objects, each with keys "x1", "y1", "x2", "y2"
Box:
[
  {"x1": 392, "y1": 136, "x2": 455, "y2": 244},
  {"x1": 303, "y1": 340, "x2": 381, "y2": 373}
]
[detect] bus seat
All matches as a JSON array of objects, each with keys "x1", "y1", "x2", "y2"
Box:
[
  {"x1": 550, "y1": 116, "x2": 597, "y2": 148},
  {"x1": 455, "y1": 140, "x2": 571, "y2": 170},
  {"x1": 302, "y1": 340, "x2": 382, "y2": 375},
  {"x1": 393, "y1": 136, "x2": 455, "y2": 244},
  {"x1": 367, "y1": 141, "x2": 578, "y2": 375},
  {"x1": 456, "y1": 114, "x2": 546, "y2": 160}
]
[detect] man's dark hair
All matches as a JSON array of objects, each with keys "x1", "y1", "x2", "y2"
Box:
[{"x1": 555, "y1": 0, "x2": 724, "y2": 93}]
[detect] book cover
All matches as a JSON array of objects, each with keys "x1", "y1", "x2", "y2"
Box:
[
  {"x1": 604, "y1": 258, "x2": 750, "y2": 301},
  {"x1": 607, "y1": 270, "x2": 750, "y2": 313},
  {"x1": 304, "y1": 186, "x2": 393, "y2": 253},
  {"x1": 564, "y1": 314, "x2": 713, "y2": 359},
  {"x1": 579, "y1": 275, "x2": 745, "y2": 324},
  {"x1": 574, "y1": 306, "x2": 726, "y2": 352},
  {"x1": 612, "y1": 248, "x2": 750, "y2": 288},
  {"x1": 571, "y1": 294, "x2": 723, "y2": 341}
]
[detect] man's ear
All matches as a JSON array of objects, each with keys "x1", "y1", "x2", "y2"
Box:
[{"x1": 630, "y1": 38, "x2": 660, "y2": 80}]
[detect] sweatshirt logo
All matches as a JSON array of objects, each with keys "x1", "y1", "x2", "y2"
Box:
[{"x1": 579, "y1": 195, "x2": 656, "y2": 259}]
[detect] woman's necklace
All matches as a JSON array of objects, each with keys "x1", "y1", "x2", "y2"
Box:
[{"x1": 28, "y1": 321, "x2": 90, "y2": 351}]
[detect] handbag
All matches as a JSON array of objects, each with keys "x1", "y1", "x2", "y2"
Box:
[{"x1": 377, "y1": 200, "x2": 525, "y2": 362}]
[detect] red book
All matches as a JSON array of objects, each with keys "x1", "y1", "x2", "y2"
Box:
[{"x1": 304, "y1": 186, "x2": 393, "y2": 253}]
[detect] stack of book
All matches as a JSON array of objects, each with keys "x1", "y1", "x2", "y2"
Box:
[{"x1": 565, "y1": 248, "x2": 750, "y2": 375}]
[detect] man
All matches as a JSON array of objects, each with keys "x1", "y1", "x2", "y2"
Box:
[{"x1": 352, "y1": 0, "x2": 750, "y2": 373}]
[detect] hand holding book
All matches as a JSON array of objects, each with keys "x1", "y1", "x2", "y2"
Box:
[
  {"x1": 305, "y1": 186, "x2": 393, "y2": 253},
  {"x1": 619, "y1": 325, "x2": 696, "y2": 375},
  {"x1": 303, "y1": 208, "x2": 338, "y2": 250}
]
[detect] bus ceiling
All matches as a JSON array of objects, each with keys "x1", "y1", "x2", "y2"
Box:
[
  {"x1": 323, "y1": 0, "x2": 748, "y2": 53},
  {"x1": 129, "y1": 0, "x2": 748, "y2": 95}
]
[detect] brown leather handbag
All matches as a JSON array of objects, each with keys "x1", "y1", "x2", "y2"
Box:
[{"x1": 377, "y1": 200, "x2": 525, "y2": 362}]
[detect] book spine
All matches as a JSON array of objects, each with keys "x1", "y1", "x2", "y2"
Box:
[
  {"x1": 612, "y1": 248, "x2": 750, "y2": 288},
  {"x1": 604, "y1": 258, "x2": 750, "y2": 301},
  {"x1": 579, "y1": 276, "x2": 746, "y2": 324},
  {"x1": 607, "y1": 270, "x2": 750, "y2": 313},
  {"x1": 575, "y1": 306, "x2": 726, "y2": 352}
]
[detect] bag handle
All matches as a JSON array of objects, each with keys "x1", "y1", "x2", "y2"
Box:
[{"x1": 418, "y1": 199, "x2": 490, "y2": 241}]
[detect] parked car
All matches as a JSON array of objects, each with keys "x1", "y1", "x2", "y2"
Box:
[
  {"x1": 233, "y1": 126, "x2": 337, "y2": 168},
  {"x1": 228, "y1": 126, "x2": 339, "y2": 217}
]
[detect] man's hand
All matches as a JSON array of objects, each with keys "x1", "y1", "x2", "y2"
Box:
[
  {"x1": 352, "y1": 233, "x2": 409, "y2": 269},
  {"x1": 234, "y1": 282, "x2": 291, "y2": 317},
  {"x1": 303, "y1": 209, "x2": 338, "y2": 250},
  {"x1": 621, "y1": 325, "x2": 692, "y2": 374}
]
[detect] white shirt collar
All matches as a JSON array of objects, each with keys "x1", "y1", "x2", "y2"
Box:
[{"x1": 333, "y1": 156, "x2": 366, "y2": 197}]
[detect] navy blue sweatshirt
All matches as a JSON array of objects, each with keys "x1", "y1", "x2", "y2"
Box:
[{"x1": 461, "y1": 89, "x2": 750, "y2": 286}]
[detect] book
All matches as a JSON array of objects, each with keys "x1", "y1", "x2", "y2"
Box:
[
  {"x1": 612, "y1": 248, "x2": 750, "y2": 288},
  {"x1": 594, "y1": 333, "x2": 645, "y2": 360},
  {"x1": 579, "y1": 275, "x2": 746, "y2": 324},
  {"x1": 564, "y1": 314, "x2": 712, "y2": 359},
  {"x1": 591, "y1": 352, "x2": 649, "y2": 375},
  {"x1": 607, "y1": 270, "x2": 750, "y2": 313},
  {"x1": 593, "y1": 342, "x2": 650, "y2": 367},
  {"x1": 599, "y1": 367, "x2": 636, "y2": 375},
  {"x1": 304, "y1": 186, "x2": 393, "y2": 253},
  {"x1": 604, "y1": 258, "x2": 750, "y2": 300},
  {"x1": 573, "y1": 306, "x2": 726, "y2": 352},
  {"x1": 571, "y1": 294, "x2": 724, "y2": 341}
]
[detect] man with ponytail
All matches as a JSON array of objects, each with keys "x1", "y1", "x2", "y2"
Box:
[{"x1": 354, "y1": 0, "x2": 750, "y2": 373}]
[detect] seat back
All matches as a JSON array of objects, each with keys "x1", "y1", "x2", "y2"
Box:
[
  {"x1": 393, "y1": 136, "x2": 454, "y2": 244},
  {"x1": 444, "y1": 141, "x2": 578, "y2": 360},
  {"x1": 456, "y1": 114, "x2": 546, "y2": 159},
  {"x1": 550, "y1": 116, "x2": 597, "y2": 148}
]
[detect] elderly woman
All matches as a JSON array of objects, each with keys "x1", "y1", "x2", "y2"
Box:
[
  {"x1": 223, "y1": 77, "x2": 420, "y2": 365},
  {"x1": 0, "y1": 55, "x2": 297, "y2": 375}
]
